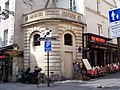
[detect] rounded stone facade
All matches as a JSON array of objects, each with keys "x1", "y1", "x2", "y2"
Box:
[{"x1": 22, "y1": 8, "x2": 85, "y2": 78}]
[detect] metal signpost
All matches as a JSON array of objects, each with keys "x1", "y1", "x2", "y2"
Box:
[
  {"x1": 44, "y1": 28, "x2": 52, "y2": 87},
  {"x1": 108, "y1": 8, "x2": 120, "y2": 38},
  {"x1": 38, "y1": 28, "x2": 57, "y2": 87},
  {"x1": 44, "y1": 40, "x2": 52, "y2": 87},
  {"x1": 108, "y1": 8, "x2": 120, "y2": 64}
]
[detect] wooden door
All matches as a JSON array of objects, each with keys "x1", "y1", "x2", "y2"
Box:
[{"x1": 64, "y1": 52, "x2": 73, "y2": 78}]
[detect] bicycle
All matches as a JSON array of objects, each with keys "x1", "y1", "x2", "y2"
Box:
[{"x1": 36, "y1": 72, "x2": 61, "y2": 87}]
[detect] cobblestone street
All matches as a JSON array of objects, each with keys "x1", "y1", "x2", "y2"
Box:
[{"x1": 0, "y1": 72, "x2": 120, "y2": 90}]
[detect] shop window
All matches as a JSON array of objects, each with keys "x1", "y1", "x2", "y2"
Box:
[
  {"x1": 64, "y1": 33, "x2": 73, "y2": 46},
  {"x1": 33, "y1": 34, "x2": 40, "y2": 46}
]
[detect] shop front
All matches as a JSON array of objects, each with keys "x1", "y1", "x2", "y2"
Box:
[
  {"x1": 0, "y1": 44, "x2": 23, "y2": 82},
  {"x1": 83, "y1": 33, "x2": 119, "y2": 67},
  {"x1": 0, "y1": 56, "x2": 12, "y2": 82}
]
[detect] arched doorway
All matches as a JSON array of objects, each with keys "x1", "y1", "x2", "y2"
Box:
[
  {"x1": 29, "y1": 31, "x2": 45, "y2": 72},
  {"x1": 61, "y1": 32, "x2": 76, "y2": 78}
]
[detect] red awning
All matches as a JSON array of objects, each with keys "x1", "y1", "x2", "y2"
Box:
[{"x1": 0, "y1": 56, "x2": 6, "y2": 59}]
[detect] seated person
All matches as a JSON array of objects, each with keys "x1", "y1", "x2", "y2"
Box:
[
  {"x1": 73, "y1": 63, "x2": 81, "y2": 74},
  {"x1": 34, "y1": 66, "x2": 42, "y2": 73}
]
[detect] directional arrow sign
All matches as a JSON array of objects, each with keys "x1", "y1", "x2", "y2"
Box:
[
  {"x1": 109, "y1": 8, "x2": 120, "y2": 23},
  {"x1": 44, "y1": 29, "x2": 52, "y2": 38},
  {"x1": 108, "y1": 8, "x2": 120, "y2": 38}
]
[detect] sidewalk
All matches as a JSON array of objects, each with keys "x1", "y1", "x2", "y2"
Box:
[{"x1": 0, "y1": 72, "x2": 120, "y2": 90}]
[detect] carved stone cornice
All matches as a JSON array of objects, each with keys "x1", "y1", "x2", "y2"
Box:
[{"x1": 23, "y1": 8, "x2": 84, "y2": 26}]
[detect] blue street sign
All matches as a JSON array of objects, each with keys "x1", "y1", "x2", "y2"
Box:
[
  {"x1": 44, "y1": 40, "x2": 52, "y2": 52},
  {"x1": 109, "y1": 8, "x2": 120, "y2": 23}
]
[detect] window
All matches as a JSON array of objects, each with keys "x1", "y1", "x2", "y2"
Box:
[
  {"x1": 5, "y1": 0, "x2": 9, "y2": 19},
  {"x1": 0, "y1": 6, "x2": 1, "y2": 22},
  {"x1": 73, "y1": 0, "x2": 76, "y2": 11},
  {"x1": 3, "y1": 29, "x2": 8, "y2": 46},
  {"x1": 64, "y1": 33, "x2": 72, "y2": 46},
  {"x1": 108, "y1": 28, "x2": 110, "y2": 38},
  {"x1": 5, "y1": 1, "x2": 9, "y2": 11},
  {"x1": 33, "y1": 34, "x2": 40, "y2": 46},
  {"x1": 70, "y1": 0, "x2": 72, "y2": 10},
  {"x1": 69, "y1": 0, "x2": 76, "y2": 11},
  {"x1": 98, "y1": 24, "x2": 102, "y2": 36},
  {"x1": 97, "y1": 0, "x2": 101, "y2": 13},
  {"x1": 0, "y1": 6, "x2": 1, "y2": 13}
]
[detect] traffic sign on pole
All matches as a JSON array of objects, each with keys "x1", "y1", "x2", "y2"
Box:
[
  {"x1": 44, "y1": 28, "x2": 52, "y2": 87},
  {"x1": 44, "y1": 28, "x2": 52, "y2": 38},
  {"x1": 44, "y1": 28, "x2": 52, "y2": 52},
  {"x1": 109, "y1": 8, "x2": 120, "y2": 23},
  {"x1": 108, "y1": 8, "x2": 120, "y2": 38},
  {"x1": 36, "y1": 28, "x2": 57, "y2": 87},
  {"x1": 44, "y1": 40, "x2": 52, "y2": 52}
]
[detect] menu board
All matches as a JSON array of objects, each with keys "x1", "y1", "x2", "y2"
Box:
[{"x1": 82, "y1": 59, "x2": 92, "y2": 70}]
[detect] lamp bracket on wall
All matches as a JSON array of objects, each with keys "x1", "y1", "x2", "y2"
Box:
[{"x1": 0, "y1": 9, "x2": 14, "y2": 20}]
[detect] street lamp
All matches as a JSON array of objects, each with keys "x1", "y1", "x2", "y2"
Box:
[
  {"x1": 78, "y1": 46, "x2": 82, "y2": 53},
  {"x1": 13, "y1": 44, "x2": 19, "y2": 51}
]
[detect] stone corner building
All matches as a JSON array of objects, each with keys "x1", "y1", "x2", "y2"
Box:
[{"x1": 22, "y1": 7, "x2": 85, "y2": 78}]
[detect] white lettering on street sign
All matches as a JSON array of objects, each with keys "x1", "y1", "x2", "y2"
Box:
[{"x1": 44, "y1": 40, "x2": 52, "y2": 52}]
